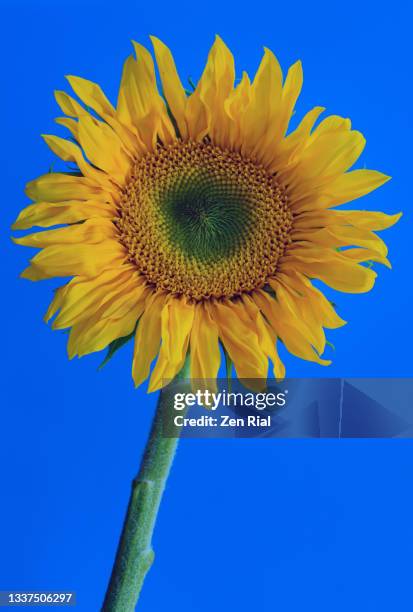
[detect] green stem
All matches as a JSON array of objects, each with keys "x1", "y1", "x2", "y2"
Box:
[{"x1": 102, "y1": 359, "x2": 190, "y2": 611}]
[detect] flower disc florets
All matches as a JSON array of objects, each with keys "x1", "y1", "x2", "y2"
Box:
[{"x1": 117, "y1": 141, "x2": 293, "y2": 300}]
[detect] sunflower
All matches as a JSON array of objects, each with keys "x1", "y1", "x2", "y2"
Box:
[{"x1": 13, "y1": 36, "x2": 400, "y2": 390}]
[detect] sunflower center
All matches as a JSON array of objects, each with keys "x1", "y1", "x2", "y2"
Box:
[
  {"x1": 161, "y1": 168, "x2": 252, "y2": 262},
  {"x1": 117, "y1": 141, "x2": 292, "y2": 301}
]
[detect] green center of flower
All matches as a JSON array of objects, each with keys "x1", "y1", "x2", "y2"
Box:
[
  {"x1": 162, "y1": 170, "x2": 252, "y2": 262},
  {"x1": 117, "y1": 141, "x2": 293, "y2": 301}
]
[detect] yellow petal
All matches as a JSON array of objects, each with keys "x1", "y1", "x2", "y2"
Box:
[
  {"x1": 42, "y1": 133, "x2": 88, "y2": 167},
  {"x1": 132, "y1": 292, "x2": 166, "y2": 388},
  {"x1": 223, "y1": 71, "x2": 251, "y2": 149},
  {"x1": 55, "y1": 90, "x2": 90, "y2": 118},
  {"x1": 253, "y1": 290, "x2": 331, "y2": 366},
  {"x1": 66, "y1": 75, "x2": 115, "y2": 118},
  {"x1": 21, "y1": 240, "x2": 127, "y2": 280},
  {"x1": 292, "y1": 169, "x2": 391, "y2": 213},
  {"x1": 149, "y1": 297, "x2": 195, "y2": 391},
  {"x1": 268, "y1": 280, "x2": 326, "y2": 354},
  {"x1": 13, "y1": 218, "x2": 116, "y2": 247},
  {"x1": 251, "y1": 60, "x2": 303, "y2": 167},
  {"x1": 77, "y1": 116, "x2": 131, "y2": 183},
  {"x1": 117, "y1": 44, "x2": 175, "y2": 148},
  {"x1": 292, "y1": 225, "x2": 389, "y2": 257},
  {"x1": 269, "y1": 106, "x2": 325, "y2": 172},
  {"x1": 186, "y1": 35, "x2": 235, "y2": 143},
  {"x1": 309, "y1": 115, "x2": 351, "y2": 140},
  {"x1": 283, "y1": 248, "x2": 377, "y2": 293},
  {"x1": 150, "y1": 36, "x2": 188, "y2": 139},
  {"x1": 337, "y1": 210, "x2": 401, "y2": 230},
  {"x1": 12, "y1": 200, "x2": 115, "y2": 230},
  {"x1": 279, "y1": 61, "x2": 303, "y2": 133},
  {"x1": 242, "y1": 295, "x2": 285, "y2": 378},
  {"x1": 117, "y1": 57, "x2": 162, "y2": 150},
  {"x1": 69, "y1": 297, "x2": 145, "y2": 358},
  {"x1": 277, "y1": 270, "x2": 346, "y2": 329},
  {"x1": 54, "y1": 117, "x2": 79, "y2": 141},
  {"x1": 25, "y1": 173, "x2": 115, "y2": 204},
  {"x1": 149, "y1": 354, "x2": 187, "y2": 393},
  {"x1": 45, "y1": 135, "x2": 117, "y2": 192},
  {"x1": 44, "y1": 284, "x2": 70, "y2": 323},
  {"x1": 285, "y1": 130, "x2": 366, "y2": 194},
  {"x1": 190, "y1": 303, "x2": 221, "y2": 380},
  {"x1": 56, "y1": 89, "x2": 139, "y2": 156},
  {"x1": 291, "y1": 209, "x2": 402, "y2": 233},
  {"x1": 240, "y1": 47, "x2": 283, "y2": 160},
  {"x1": 340, "y1": 247, "x2": 391, "y2": 268},
  {"x1": 75, "y1": 313, "x2": 138, "y2": 357},
  {"x1": 116, "y1": 56, "x2": 161, "y2": 155},
  {"x1": 100, "y1": 280, "x2": 149, "y2": 320},
  {"x1": 117, "y1": 56, "x2": 145, "y2": 134},
  {"x1": 207, "y1": 300, "x2": 268, "y2": 380},
  {"x1": 199, "y1": 35, "x2": 235, "y2": 145},
  {"x1": 51, "y1": 268, "x2": 137, "y2": 328}
]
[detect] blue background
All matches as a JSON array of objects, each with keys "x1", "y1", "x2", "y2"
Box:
[{"x1": 2, "y1": 0, "x2": 412, "y2": 610}]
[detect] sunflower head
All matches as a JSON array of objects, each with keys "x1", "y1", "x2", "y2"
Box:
[{"x1": 12, "y1": 36, "x2": 401, "y2": 391}]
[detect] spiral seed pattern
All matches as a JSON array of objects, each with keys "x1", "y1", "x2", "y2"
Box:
[{"x1": 116, "y1": 141, "x2": 293, "y2": 300}]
